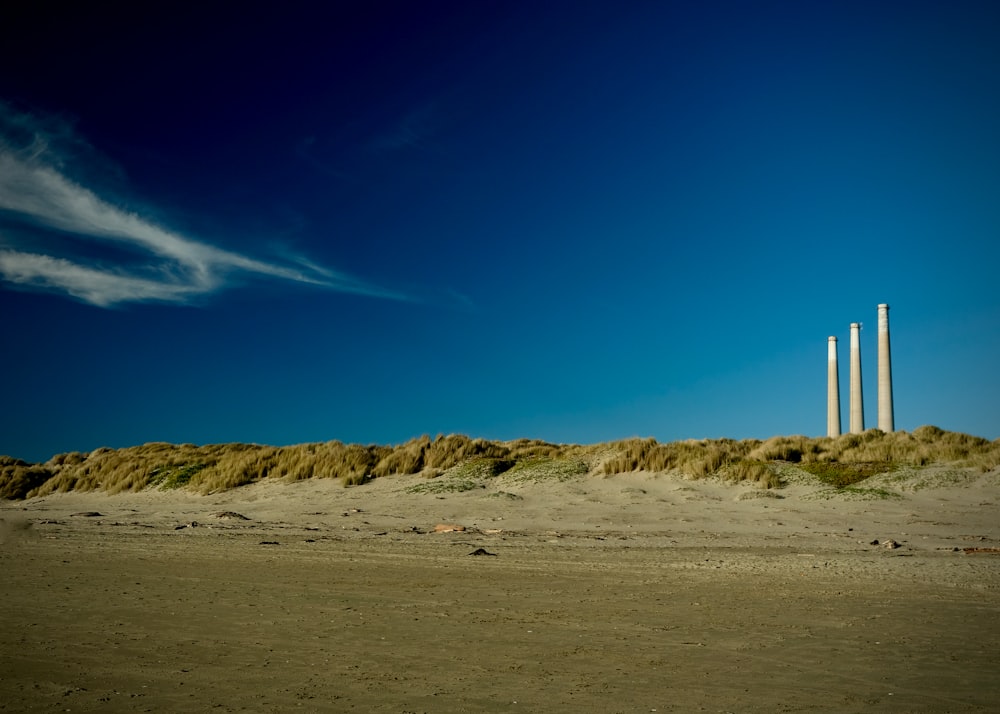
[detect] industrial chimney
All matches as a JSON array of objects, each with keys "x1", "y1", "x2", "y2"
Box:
[
  {"x1": 849, "y1": 322, "x2": 864, "y2": 434},
  {"x1": 827, "y1": 336, "x2": 841, "y2": 437},
  {"x1": 877, "y1": 303, "x2": 894, "y2": 431}
]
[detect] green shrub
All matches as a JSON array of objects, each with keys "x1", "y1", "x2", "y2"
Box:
[
  {"x1": 151, "y1": 463, "x2": 207, "y2": 489},
  {"x1": 798, "y1": 461, "x2": 895, "y2": 488},
  {"x1": 404, "y1": 478, "x2": 482, "y2": 494},
  {"x1": 446, "y1": 457, "x2": 516, "y2": 480},
  {"x1": 504, "y1": 457, "x2": 588, "y2": 482}
]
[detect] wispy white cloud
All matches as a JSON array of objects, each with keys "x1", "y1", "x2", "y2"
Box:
[
  {"x1": 0, "y1": 103, "x2": 407, "y2": 307},
  {"x1": 0, "y1": 250, "x2": 207, "y2": 306}
]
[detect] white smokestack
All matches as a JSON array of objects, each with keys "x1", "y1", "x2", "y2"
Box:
[
  {"x1": 827, "y1": 336, "x2": 841, "y2": 437},
  {"x1": 877, "y1": 303, "x2": 894, "y2": 432},
  {"x1": 849, "y1": 322, "x2": 864, "y2": 434}
]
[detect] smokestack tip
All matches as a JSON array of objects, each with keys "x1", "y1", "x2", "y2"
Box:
[
  {"x1": 850, "y1": 322, "x2": 861, "y2": 328},
  {"x1": 828, "y1": 336, "x2": 837, "y2": 341},
  {"x1": 878, "y1": 303, "x2": 890, "y2": 310}
]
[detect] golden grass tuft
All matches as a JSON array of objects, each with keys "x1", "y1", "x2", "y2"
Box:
[
  {"x1": 601, "y1": 438, "x2": 758, "y2": 479},
  {"x1": 0, "y1": 456, "x2": 52, "y2": 500},
  {"x1": 721, "y1": 460, "x2": 784, "y2": 489}
]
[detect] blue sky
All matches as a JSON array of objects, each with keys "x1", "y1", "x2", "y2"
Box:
[{"x1": 2, "y1": 1, "x2": 998, "y2": 461}]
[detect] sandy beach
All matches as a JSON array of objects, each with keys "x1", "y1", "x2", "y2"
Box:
[{"x1": 2, "y1": 467, "x2": 998, "y2": 713}]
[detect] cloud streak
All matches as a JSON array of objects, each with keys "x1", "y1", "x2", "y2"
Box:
[{"x1": 0, "y1": 105, "x2": 406, "y2": 307}]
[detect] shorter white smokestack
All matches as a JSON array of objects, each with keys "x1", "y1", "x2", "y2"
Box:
[
  {"x1": 827, "y1": 336, "x2": 841, "y2": 437},
  {"x1": 849, "y1": 322, "x2": 864, "y2": 434}
]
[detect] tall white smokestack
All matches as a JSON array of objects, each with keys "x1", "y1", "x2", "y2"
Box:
[
  {"x1": 849, "y1": 322, "x2": 864, "y2": 434},
  {"x1": 877, "y1": 303, "x2": 894, "y2": 432},
  {"x1": 827, "y1": 336, "x2": 841, "y2": 437}
]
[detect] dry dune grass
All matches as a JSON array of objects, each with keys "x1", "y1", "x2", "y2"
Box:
[
  {"x1": 1, "y1": 426, "x2": 997, "y2": 500},
  {"x1": 0, "y1": 456, "x2": 51, "y2": 500},
  {"x1": 602, "y1": 427, "x2": 1000, "y2": 489},
  {"x1": 747, "y1": 426, "x2": 999, "y2": 466},
  {"x1": 2, "y1": 435, "x2": 588, "y2": 499}
]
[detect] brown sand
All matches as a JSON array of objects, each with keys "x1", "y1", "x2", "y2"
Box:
[{"x1": 2, "y1": 468, "x2": 998, "y2": 713}]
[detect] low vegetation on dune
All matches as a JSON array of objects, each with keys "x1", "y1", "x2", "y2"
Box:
[{"x1": 0, "y1": 427, "x2": 997, "y2": 500}]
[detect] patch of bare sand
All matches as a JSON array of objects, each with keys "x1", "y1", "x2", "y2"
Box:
[{"x1": 2, "y1": 470, "x2": 998, "y2": 712}]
